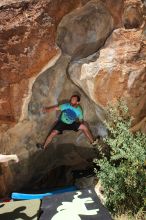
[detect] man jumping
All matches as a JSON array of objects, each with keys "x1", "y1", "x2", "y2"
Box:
[{"x1": 36, "y1": 95, "x2": 98, "y2": 150}]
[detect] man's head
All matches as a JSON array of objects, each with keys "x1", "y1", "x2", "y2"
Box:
[{"x1": 70, "y1": 95, "x2": 81, "y2": 106}]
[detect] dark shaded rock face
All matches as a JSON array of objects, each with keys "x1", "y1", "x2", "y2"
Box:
[{"x1": 56, "y1": 0, "x2": 114, "y2": 59}]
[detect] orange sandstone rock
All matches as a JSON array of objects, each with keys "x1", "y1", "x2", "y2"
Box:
[{"x1": 0, "y1": 0, "x2": 89, "y2": 127}]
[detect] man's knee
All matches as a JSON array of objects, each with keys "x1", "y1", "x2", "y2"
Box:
[
  {"x1": 50, "y1": 130, "x2": 58, "y2": 137},
  {"x1": 79, "y1": 124, "x2": 88, "y2": 131}
]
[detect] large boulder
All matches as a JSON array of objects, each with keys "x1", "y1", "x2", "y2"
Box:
[
  {"x1": 56, "y1": 0, "x2": 114, "y2": 59},
  {"x1": 0, "y1": 54, "x2": 105, "y2": 196},
  {"x1": 0, "y1": 0, "x2": 90, "y2": 128},
  {"x1": 0, "y1": 0, "x2": 145, "y2": 198},
  {"x1": 0, "y1": 0, "x2": 112, "y2": 198},
  {"x1": 69, "y1": 28, "x2": 146, "y2": 124}
]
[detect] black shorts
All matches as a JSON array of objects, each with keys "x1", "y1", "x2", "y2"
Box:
[{"x1": 52, "y1": 120, "x2": 81, "y2": 134}]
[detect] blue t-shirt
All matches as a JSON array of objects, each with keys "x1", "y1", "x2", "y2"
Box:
[{"x1": 59, "y1": 103, "x2": 83, "y2": 124}]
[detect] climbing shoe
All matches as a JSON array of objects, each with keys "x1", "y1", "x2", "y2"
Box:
[
  {"x1": 36, "y1": 143, "x2": 44, "y2": 150},
  {"x1": 91, "y1": 139, "x2": 99, "y2": 147}
]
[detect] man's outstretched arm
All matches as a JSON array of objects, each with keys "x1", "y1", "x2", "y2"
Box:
[{"x1": 43, "y1": 105, "x2": 60, "y2": 113}]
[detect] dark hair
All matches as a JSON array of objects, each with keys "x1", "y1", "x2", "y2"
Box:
[{"x1": 71, "y1": 95, "x2": 81, "y2": 102}]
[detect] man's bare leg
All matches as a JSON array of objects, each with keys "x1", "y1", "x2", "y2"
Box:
[
  {"x1": 78, "y1": 124, "x2": 95, "y2": 144},
  {"x1": 43, "y1": 130, "x2": 59, "y2": 149}
]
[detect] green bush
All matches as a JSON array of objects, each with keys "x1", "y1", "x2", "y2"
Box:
[{"x1": 94, "y1": 100, "x2": 146, "y2": 214}]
